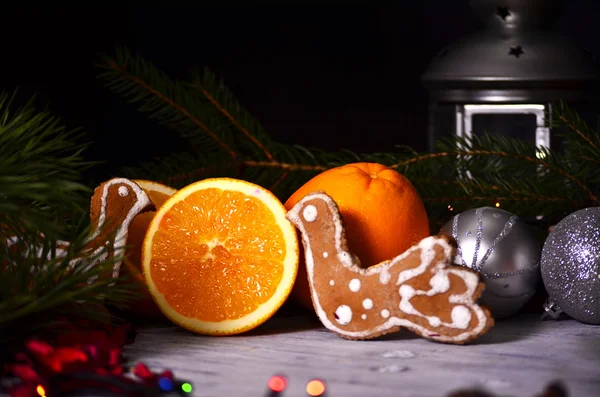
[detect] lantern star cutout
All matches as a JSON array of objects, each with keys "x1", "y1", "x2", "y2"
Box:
[
  {"x1": 509, "y1": 46, "x2": 524, "y2": 58},
  {"x1": 496, "y1": 6, "x2": 511, "y2": 21}
]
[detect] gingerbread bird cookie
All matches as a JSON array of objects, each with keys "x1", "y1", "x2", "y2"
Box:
[
  {"x1": 85, "y1": 178, "x2": 155, "y2": 278},
  {"x1": 286, "y1": 191, "x2": 494, "y2": 344},
  {"x1": 4, "y1": 178, "x2": 155, "y2": 279}
]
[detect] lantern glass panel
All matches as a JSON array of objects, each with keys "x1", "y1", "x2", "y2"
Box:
[
  {"x1": 457, "y1": 104, "x2": 550, "y2": 153},
  {"x1": 471, "y1": 113, "x2": 537, "y2": 141}
]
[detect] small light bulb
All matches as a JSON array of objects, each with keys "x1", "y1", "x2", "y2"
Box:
[
  {"x1": 448, "y1": 204, "x2": 454, "y2": 211},
  {"x1": 306, "y1": 379, "x2": 326, "y2": 396},
  {"x1": 158, "y1": 377, "x2": 173, "y2": 391},
  {"x1": 536, "y1": 150, "x2": 547, "y2": 159},
  {"x1": 268, "y1": 375, "x2": 287, "y2": 392},
  {"x1": 495, "y1": 201, "x2": 500, "y2": 208},
  {"x1": 36, "y1": 385, "x2": 46, "y2": 397},
  {"x1": 181, "y1": 382, "x2": 193, "y2": 393}
]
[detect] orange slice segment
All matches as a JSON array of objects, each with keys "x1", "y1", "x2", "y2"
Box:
[
  {"x1": 142, "y1": 178, "x2": 299, "y2": 335},
  {"x1": 132, "y1": 180, "x2": 178, "y2": 208},
  {"x1": 122, "y1": 180, "x2": 178, "y2": 318}
]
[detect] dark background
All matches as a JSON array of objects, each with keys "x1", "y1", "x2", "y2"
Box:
[{"x1": 1, "y1": 4, "x2": 598, "y2": 182}]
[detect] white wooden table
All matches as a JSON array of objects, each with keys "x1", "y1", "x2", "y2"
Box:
[{"x1": 125, "y1": 313, "x2": 600, "y2": 397}]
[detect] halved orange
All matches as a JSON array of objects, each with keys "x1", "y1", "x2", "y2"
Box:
[
  {"x1": 122, "y1": 180, "x2": 178, "y2": 318},
  {"x1": 142, "y1": 178, "x2": 299, "y2": 335}
]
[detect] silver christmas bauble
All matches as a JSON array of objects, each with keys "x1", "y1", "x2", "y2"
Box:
[
  {"x1": 441, "y1": 207, "x2": 541, "y2": 319},
  {"x1": 541, "y1": 207, "x2": 600, "y2": 325}
]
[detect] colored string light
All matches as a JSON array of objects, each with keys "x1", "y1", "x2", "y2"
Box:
[
  {"x1": 268, "y1": 375, "x2": 287, "y2": 392},
  {"x1": 158, "y1": 377, "x2": 173, "y2": 392},
  {"x1": 36, "y1": 385, "x2": 46, "y2": 397},
  {"x1": 181, "y1": 382, "x2": 193, "y2": 393},
  {"x1": 306, "y1": 379, "x2": 326, "y2": 396}
]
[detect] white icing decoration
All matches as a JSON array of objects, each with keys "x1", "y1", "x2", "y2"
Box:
[
  {"x1": 329, "y1": 279, "x2": 335, "y2": 286},
  {"x1": 5, "y1": 236, "x2": 19, "y2": 247},
  {"x1": 429, "y1": 269, "x2": 450, "y2": 292},
  {"x1": 362, "y1": 298, "x2": 373, "y2": 310},
  {"x1": 5, "y1": 236, "x2": 70, "y2": 273},
  {"x1": 361, "y1": 314, "x2": 367, "y2": 320},
  {"x1": 86, "y1": 178, "x2": 152, "y2": 279},
  {"x1": 348, "y1": 278, "x2": 361, "y2": 292},
  {"x1": 118, "y1": 186, "x2": 129, "y2": 197},
  {"x1": 334, "y1": 305, "x2": 352, "y2": 325},
  {"x1": 398, "y1": 267, "x2": 474, "y2": 329},
  {"x1": 379, "y1": 268, "x2": 391, "y2": 284},
  {"x1": 323, "y1": 251, "x2": 329, "y2": 258},
  {"x1": 285, "y1": 192, "x2": 489, "y2": 343},
  {"x1": 302, "y1": 204, "x2": 318, "y2": 222},
  {"x1": 451, "y1": 305, "x2": 472, "y2": 329}
]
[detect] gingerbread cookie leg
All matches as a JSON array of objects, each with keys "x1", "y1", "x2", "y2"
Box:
[{"x1": 286, "y1": 191, "x2": 494, "y2": 344}]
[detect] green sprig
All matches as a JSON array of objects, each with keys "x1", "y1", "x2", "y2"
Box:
[
  {"x1": 0, "y1": 92, "x2": 138, "y2": 343},
  {"x1": 98, "y1": 46, "x2": 600, "y2": 230}
]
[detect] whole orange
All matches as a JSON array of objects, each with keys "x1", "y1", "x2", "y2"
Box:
[{"x1": 284, "y1": 162, "x2": 430, "y2": 310}]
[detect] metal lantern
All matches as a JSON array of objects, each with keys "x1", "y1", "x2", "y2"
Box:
[{"x1": 421, "y1": 0, "x2": 600, "y2": 153}]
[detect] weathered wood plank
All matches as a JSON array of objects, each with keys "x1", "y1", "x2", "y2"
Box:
[{"x1": 124, "y1": 314, "x2": 600, "y2": 397}]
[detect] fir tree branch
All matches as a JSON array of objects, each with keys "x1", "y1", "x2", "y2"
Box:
[
  {"x1": 98, "y1": 48, "x2": 238, "y2": 159},
  {"x1": 424, "y1": 196, "x2": 572, "y2": 202},
  {"x1": 100, "y1": 48, "x2": 376, "y2": 198},
  {"x1": 100, "y1": 47, "x2": 600, "y2": 226},
  {"x1": 159, "y1": 162, "x2": 236, "y2": 186},
  {"x1": 0, "y1": 92, "x2": 139, "y2": 342},
  {"x1": 559, "y1": 115, "x2": 600, "y2": 153},
  {"x1": 120, "y1": 152, "x2": 239, "y2": 189},
  {"x1": 391, "y1": 151, "x2": 454, "y2": 168},
  {"x1": 554, "y1": 101, "x2": 600, "y2": 155},
  {"x1": 582, "y1": 156, "x2": 600, "y2": 165},
  {"x1": 150, "y1": 158, "x2": 327, "y2": 191},
  {"x1": 0, "y1": 227, "x2": 139, "y2": 343},
  {"x1": 397, "y1": 150, "x2": 597, "y2": 203},
  {"x1": 190, "y1": 68, "x2": 275, "y2": 161},
  {"x1": 268, "y1": 171, "x2": 290, "y2": 192},
  {"x1": 243, "y1": 160, "x2": 327, "y2": 172},
  {"x1": 0, "y1": 91, "x2": 94, "y2": 239},
  {"x1": 551, "y1": 103, "x2": 600, "y2": 199},
  {"x1": 393, "y1": 133, "x2": 599, "y2": 206}
]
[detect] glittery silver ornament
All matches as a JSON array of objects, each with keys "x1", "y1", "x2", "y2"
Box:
[
  {"x1": 441, "y1": 207, "x2": 541, "y2": 319},
  {"x1": 541, "y1": 207, "x2": 600, "y2": 325}
]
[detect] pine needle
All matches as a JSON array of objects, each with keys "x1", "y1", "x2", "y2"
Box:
[
  {"x1": 0, "y1": 92, "x2": 138, "y2": 343},
  {"x1": 0, "y1": 91, "x2": 94, "y2": 239}
]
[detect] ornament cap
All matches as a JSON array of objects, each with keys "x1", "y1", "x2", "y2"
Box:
[{"x1": 540, "y1": 298, "x2": 563, "y2": 321}]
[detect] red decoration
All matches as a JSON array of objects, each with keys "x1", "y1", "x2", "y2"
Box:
[
  {"x1": 1, "y1": 317, "x2": 180, "y2": 396},
  {"x1": 133, "y1": 362, "x2": 174, "y2": 386}
]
